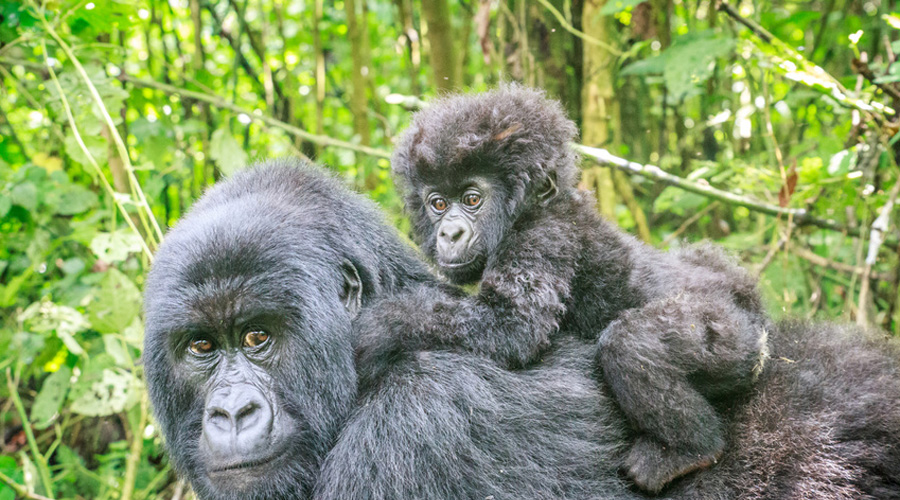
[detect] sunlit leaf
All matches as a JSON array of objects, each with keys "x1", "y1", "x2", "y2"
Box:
[
  {"x1": 31, "y1": 365, "x2": 73, "y2": 430},
  {"x1": 90, "y1": 231, "x2": 144, "y2": 263},
  {"x1": 88, "y1": 268, "x2": 142, "y2": 334},
  {"x1": 210, "y1": 127, "x2": 249, "y2": 176}
]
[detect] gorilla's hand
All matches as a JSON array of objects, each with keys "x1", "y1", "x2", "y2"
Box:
[{"x1": 354, "y1": 288, "x2": 459, "y2": 390}]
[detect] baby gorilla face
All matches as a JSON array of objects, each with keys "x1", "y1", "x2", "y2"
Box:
[{"x1": 420, "y1": 178, "x2": 507, "y2": 284}]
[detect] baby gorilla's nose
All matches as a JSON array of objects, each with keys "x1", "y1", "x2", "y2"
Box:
[{"x1": 437, "y1": 218, "x2": 472, "y2": 261}]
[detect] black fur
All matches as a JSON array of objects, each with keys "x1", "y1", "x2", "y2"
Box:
[
  {"x1": 144, "y1": 160, "x2": 900, "y2": 499},
  {"x1": 143, "y1": 160, "x2": 435, "y2": 500},
  {"x1": 358, "y1": 85, "x2": 771, "y2": 492}
]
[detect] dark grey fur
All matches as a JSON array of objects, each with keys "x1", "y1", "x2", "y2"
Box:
[
  {"x1": 144, "y1": 160, "x2": 900, "y2": 500},
  {"x1": 357, "y1": 85, "x2": 772, "y2": 492}
]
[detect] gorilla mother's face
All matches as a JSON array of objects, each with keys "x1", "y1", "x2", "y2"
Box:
[{"x1": 143, "y1": 208, "x2": 360, "y2": 500}]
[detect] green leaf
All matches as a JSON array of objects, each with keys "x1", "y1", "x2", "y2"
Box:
[
  {"x1": 20, "y1": 300, "x2": 88, "y2": 355},
  {"x1": 64, "y1": 132, "x2": 107, "y2": 168},
  {"x1": 600, "y1": 0, "x2": 643, "y2": 15},
  {"x1": 90, "y1": 231, "x2": 144, "y2": 263},
  {"x1": 662, "y1": 32, "x2": 735, "y2": 99},
  {"x1": 103, "y1": 334, "x2": 132, "y2": 367},
  {"x1": 69, "y1": 367, "x2": 141, "y2": 417},
  {"x1": 620, "y1": 55, "x2": 666, "y2": 76},
  {"x1": 10, "y1": 182, "x2": 38, "y2": 211},
  {"x1": 828, "y1": 149, "x2": 855, "y2": 175},
  {"x1": 88, "y1": 268, "x2": 142, "y2": 334},
  {"x1": 0, "y1": 455, "x2": 20, "y2": 500},
  {"x1": 0, "y1": 194, "x2": 10, "y2": 218},
  {"x1": 884, "y1": 13, "x2": 900, "y2": 30},
  {"x1": 54, "y1": 185, "x2": 99, "y2": 215},
  {"x1": 31, "y1": 366, "x2": 73, "y2": 430},
  {"x1": 210, "y1": 127, "x2": 249, "y2": 176}
]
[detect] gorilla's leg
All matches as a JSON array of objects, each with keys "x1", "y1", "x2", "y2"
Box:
[{"x1": 597, "y1": 293, "x2": 769, "y2": 494}]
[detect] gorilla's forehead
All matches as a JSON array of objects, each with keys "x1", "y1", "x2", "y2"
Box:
[{"x1": 147, "y1": 205, "x2": 339, "y2": 323}]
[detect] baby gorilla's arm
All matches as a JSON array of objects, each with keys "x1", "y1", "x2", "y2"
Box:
[
  {"x1": 355, "y1": 213, "x2": 579, "y2": 384},
  {"x1": 597, "y1": 292, "x2": 770, "y2": 494}
]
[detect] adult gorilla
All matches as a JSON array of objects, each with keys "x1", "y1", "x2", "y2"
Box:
[{"x1": 143, "y1": 160, "x2": 900, "y2": 499}]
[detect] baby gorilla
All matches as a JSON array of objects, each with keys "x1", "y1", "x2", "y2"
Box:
[{"x1": 357, "y1": 85, "x2": 771, "y2": 494}]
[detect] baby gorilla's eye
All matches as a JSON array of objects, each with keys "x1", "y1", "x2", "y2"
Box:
[
  {"x1": 243, "y1": 330, "x2": 270, "y2": 348},
  {"x1": 430, "y1": 197, "x2": 448, "y2": 212},
  {"x1": 463, "y1": 193, "x2": 482, "y2": 207},
  {"x1": 189, "y1": 339, "x2": 214, "y2": 355}
]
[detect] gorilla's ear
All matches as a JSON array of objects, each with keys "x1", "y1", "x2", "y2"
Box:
[
  {"x1": 539, "y1": 171, "x2": 558, "y2": 205},
  {"x1": 340, "y1": 260, "x2": 363, "y2": 317}
]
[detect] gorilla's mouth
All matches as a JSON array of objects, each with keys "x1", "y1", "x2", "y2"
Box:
[
  {"x1": 207, "y1": 450, "x2": 284, "y2": 474},
  {"x1": 438, "y1": 257, "x2": 477, "y2": 269}
]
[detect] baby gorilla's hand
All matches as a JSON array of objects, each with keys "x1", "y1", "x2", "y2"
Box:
[
  {"x1": 624, "y1": 435, "x2": 724, "y2": 495},
  {"x1": 354, "y1": 289, "x2": 457, "y2": 390}
]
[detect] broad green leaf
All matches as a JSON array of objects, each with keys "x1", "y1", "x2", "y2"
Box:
[
  {"x1": 828, "y1": 149, "x2": 855, "y2": 176},
  {"x1": 662, "y1": 32, "x2": 735, "y2": 99},
  {"x1": 31, "y1": 365, "x2": 73, "y2": 429},
  {"x1": 10, "y1": 182, "x2": 38, "y2": 211},
  {"x1": 64, "y1": 132, "x2": 107, "y2": 168},
  {"x1": 90, "y1": 231, "x2": 143, "y2": 263},
  {"x1": 600, "y1": 0, "x2": 643, "y2": 15},
  {"x1": 122, "y1": 319, "x2": 144, "y2": 348},
  {"x1": 0, "y1": 455, "x2": 19, "y2": 500},
  {"x1": 620, "y1": 55, "x2": 666, "y2": 76},
  {"x1": 53, "y1": 185, "x2": 99, "y2": 215},
  {"x1": 103, "y1": 334, "x2": 132, "y2": 367},
  {"x1": 20, "y1": 300, "x2": 88, "y2": 355},
  {"x1": 0, "y1": 195, "x2": 10, "y2": 218},
  {"x1": 69, "y1": 367, "x2": 141, "y2": 417},
  {"x1": 210, "y1": 127, "x2": 249, "y2": 176},
  {"x1": 88, "y1": 269, "x2": 142, "y2": 334}
]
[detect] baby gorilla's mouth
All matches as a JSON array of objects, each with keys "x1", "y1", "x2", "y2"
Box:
[{"x1": 438, "y1": 258, "x2": 477, "y2": 269}]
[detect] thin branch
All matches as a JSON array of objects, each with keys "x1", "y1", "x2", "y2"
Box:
[
  {"x1": 6, "y1": 368, "x2": 54, "y2": 497},
  {"x1": 40, "y1": 45, "x2": 155, "y2": 261},
  {"x1": 0, "y1": 470, "x2": 53, "y2": 500},
  {"x1": 121, "y1": 74, "x2": 391, "y2": 159},
  {"x1": 852, "y1": 57, "x2": 900, "y2": 102},
  {"x1": 575, "y1": 144, "x2": 898, "y2": 246},
  {"x1": 4, "y1": 55, "x2": 890, "y2": 246},
  {"x1": 717, "y1": 0, "x2": 893, "y2": 118},
  {"x1": 792, "y1": 246, "x2": 894, "y2": 283},
  {"x1": 36, "y1": 8, "x2": 165, "y2": 245},
  {"x1": 120, "y1": 394, "x2": 149, "y2": 500},
  {"x1": 534, "y1": 0, "x2": 622, "y2": 55},
  {"x1": 715, "y1": 0, "x2": 775, "y2": 42},
  {"x1": 858, "y1": 179, "x2": 900, "y2": 324},
  {"x1": 660, "y1": 201, "x2": 720, "y2": 247}
]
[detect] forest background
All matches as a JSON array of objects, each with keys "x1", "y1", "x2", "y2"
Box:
[{"x1": 1, "y1": 0, "x2": 900, "y2": 498}]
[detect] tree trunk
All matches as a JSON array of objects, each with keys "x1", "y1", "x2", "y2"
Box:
[
  {"x1": 422, "y1": 0, "x2": 458, "y2": 91},
  {"x1": 314, "y1": 0, "x2": 326, "y2": 157},
  {"x1": 345, "y1": 0, "x2": 371, "y2": 145},
  {"x1": 581, "y1": 0, "x2": 617, "y2": 221}
]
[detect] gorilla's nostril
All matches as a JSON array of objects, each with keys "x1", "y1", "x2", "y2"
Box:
[
  {"x1": 235, "y1": 402, "x2": 261, "y2": 430},
  {"x1": 208, "y1": 407, "x2": 231, "y2": 426}
]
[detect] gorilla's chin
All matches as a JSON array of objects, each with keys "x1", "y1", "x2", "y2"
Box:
[
  {"x1": 195, "y1": 450, "x2": 311, "y2": 500},
  {"x1": 438, "y1": 256, "x2": 486, "y2": 284}
]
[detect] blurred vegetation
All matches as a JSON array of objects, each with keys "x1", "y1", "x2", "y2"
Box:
[{"x1": 1, "y1": 0, "x2": 900, "y2": 498}]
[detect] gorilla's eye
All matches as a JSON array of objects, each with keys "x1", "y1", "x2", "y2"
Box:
[
  {"x1": 189, "y1": 339, "x2": 214, "y2": 355},
  {"x1": 243, "y1": 330, "x2": 270, "y2": 348},
  {"x1": 463, "y1": 193, "x2": 482, "y2": 208},
  {"x1": 430, "y1": 197, "x2": 448, "y2": 213}
]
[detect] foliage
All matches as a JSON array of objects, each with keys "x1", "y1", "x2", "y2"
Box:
[{"x1": 1, "y1": 0, "x2": 899, "y2": 498}]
